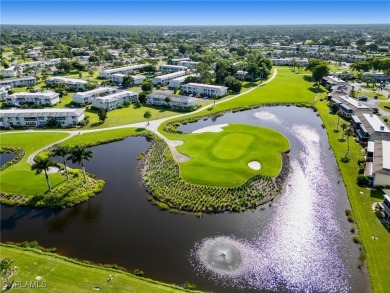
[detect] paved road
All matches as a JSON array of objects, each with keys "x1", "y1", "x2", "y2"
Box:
[{"x1": 350, "y1": 82, "x2": 390, "y2": 117}]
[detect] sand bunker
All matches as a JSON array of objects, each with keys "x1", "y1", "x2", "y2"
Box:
[
  {"x1": 193, "y1": 124, "x2": 229, "y2": 134},
  {"x1": 248, "y1": 161, "x2": 261, "y2": 170}
]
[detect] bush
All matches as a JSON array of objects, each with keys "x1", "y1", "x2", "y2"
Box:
[
  {"x1": 183, "y1": 282, "x2": 197, "y2": 290},
  {"x1": 353, "y1": 235, "x2": 361, "y2": 244},
  {"x1": 357, "y1": 175, "x2": 369, "y2": 186}
]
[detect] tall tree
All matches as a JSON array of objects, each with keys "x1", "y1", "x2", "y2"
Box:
[
  {"x1": 144, "y1": 110, "x2": 152, "y2": 125},
  {"x1": 53, "y1": 145, "x2": 70, "y2": 180},
  {"x1": 312, "y1": 64, "x2": 329, "y2": 84},
  {"x1": 97, "y1": 108, "x2": 108, "y2": 122},
  {"x1": 31, "y1": 156, "x2": 58, "y2": 192},
  {"x1": 67, "y1": 145, "x2": 93, "y2": 183}
]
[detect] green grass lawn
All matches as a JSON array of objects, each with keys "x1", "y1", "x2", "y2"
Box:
[
  {"x1": 160, "y1": 67, "x2": 316, "y2": 139},
  {"x1": 0, "y1": 245, "x2": 191, "y2": 293},
  {"x1": 176, "y1": 124, "x2": 289, "y2": 187},
  {"x1": 317, "y1": 100, "x2": 389, "y2": 293},
  {"x1": 62, "y1": 127, "x2": 147, "y2": 146},
  {"x1": 0, "y1": 132, "x2": 68, "y2": 195},
  {"x1": 84, "y1": 105, "x2": 180, "y2": 129},
  {"x1": 378, "y1": 102, "x2": 390, "y2": 112}
]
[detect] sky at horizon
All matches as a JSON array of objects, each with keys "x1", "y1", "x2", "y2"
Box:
[{"x1": 1, "y1": 1, "x2": 389, "y2": 25}]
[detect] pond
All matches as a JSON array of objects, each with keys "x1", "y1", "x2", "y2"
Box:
[
  {"x1": 0, "y1": 152, "x2": 16, "y2": 168},
  {"x1": 1, "y1": 106, "x2": 370, "y2": 292}
]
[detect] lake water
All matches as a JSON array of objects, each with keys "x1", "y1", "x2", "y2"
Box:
[
  {"x1": 1, "y1": 106, "x2": 370, "y2": 292},
  {"x1": 0, "y1": 152, "x2": 16, "y2": 167}
]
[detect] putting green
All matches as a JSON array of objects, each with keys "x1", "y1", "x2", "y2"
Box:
[{"x1": 177, "y1": 124, "x2": 290, "y2": 187}]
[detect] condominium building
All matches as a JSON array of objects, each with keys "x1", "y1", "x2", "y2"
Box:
[
  {"x1": 351, "y1": 113, "x2": 390, "y2": 142},
  {"x1": 158, "y1": 65, "x2": 187, "y2": 73},
  {"x1": 46, "y1": 77, "x2": 88, "y2": 91},
  {"x1": 152, "y1": 71, "x2": 186, "y2": 85},
  {"x1": 330, "y1": 95, "x2": 370, "y2": 117},
  {"x1": 177, "y1": 61, "x2": 199, "y2": 69},
  {"x1": 91, "y1": 91, "x2": 139, "y2": 110},
  {"x1": 146, "y1": 91, "x2": 198, "y2": 110},
  {"x1": 0, "y1": 77, "x2": 36, "y2": 88},
  {"x1": 0, "y1": 108, "x2": 85, "y2": 128},
  {"x1": 365, "y1": 140, "x2": 390, "y2": 187},
  {"x1": 271, "y1": 58, "x2": 308, "y2": 66},
  {"x1": 73, "y1": 87, "x2": 118, "y2": 104},
  {"x1": 181, "y1": 83, "x2": 228, "y2": 97},
  {"x1": 6, "y1": 91, "x2": 60, "y2": 106},
  {"x1": 109, "y1": 74, "x2": 146, "y2": 85},
  {"x1": 171, "y1": 58, "x2": 191, "y2": 65},
  {"x1": 99, "y1": 64, "x2": 147, "y2": 78},
  {"x1": 168, "y1": 74, "x2": 198, "y2": 89},
  {"x1": 362, "y1": 72, "x2": 390, "y2": 82}
]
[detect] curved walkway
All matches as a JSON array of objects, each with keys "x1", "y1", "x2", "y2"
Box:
[{"x1": 2, "y1": 69, "x2": 278, "y2": 163}]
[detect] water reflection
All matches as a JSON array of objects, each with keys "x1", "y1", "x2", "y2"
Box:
[
  {"x1": 1, "y1": 107, "x2": 369, "y2": 293},
  {"x1": 193, "y1": 120, "x2": 352, "y2": 292}
]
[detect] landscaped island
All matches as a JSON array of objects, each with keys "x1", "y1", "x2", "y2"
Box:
[{"x1": 141, "y1": 124, "x2": 290, "y2": 213}]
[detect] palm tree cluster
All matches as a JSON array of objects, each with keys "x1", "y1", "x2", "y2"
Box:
[
  {"x1": 31, "y1": 145, "x2": 94, "y2": 192},
  {"x1": 142, "y1": 137, "x2": 281, "y2": 213}
]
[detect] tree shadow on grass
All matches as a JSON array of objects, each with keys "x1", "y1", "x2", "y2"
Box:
[
  {"x1": 370, "y1": 189, "x2": 384, "y2": 200},
  {"x1": 90, "y1": 121, "x2": 104, "y2": 128},
  {"x1": 309, "y1": 86, "x2": 326, "y2": 94},
  {"x1": 303, "y1": 75, "x2": 313, "y2": 82}
]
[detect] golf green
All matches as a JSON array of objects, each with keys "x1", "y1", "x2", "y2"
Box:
[{"x1": 177, "y1": 124, "x2": 290, "y2": 187}]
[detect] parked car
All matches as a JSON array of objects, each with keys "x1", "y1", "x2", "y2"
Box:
[{"x1": 358, "y1": 96, "x2": 368, "y2": 102}]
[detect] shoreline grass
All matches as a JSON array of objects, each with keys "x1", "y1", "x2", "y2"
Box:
[{"x1": 0, "y1": 244, "x2": 195, "y2": 293}]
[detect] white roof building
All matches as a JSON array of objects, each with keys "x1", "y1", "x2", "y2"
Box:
[
  {"x1": 177, "y1": 61, "x2": 199, "y2": 69},
  {"x1": 181, "y1": 83, "x2": 228, "y2": 97},
  {"x1": 91, "y1": 91, "x2": 139, "y2": 110},
  {"x1": 146, "y1": 91, "x2": 198, "y2": 110},
  {"x1": 168, "y1": 74, "x2": 197, "y2": 89},
  {"x1": 152, "y1": 71, "x2": 186, "y2": 85},
  {"x1": 99, "y1": 64, "x2": 147, "y2": 78},
  {"x1": 159, "y1": 65, "x2": 188, "y2": 73},
  {"x1": 73, "y1": 87, "x2": 118, "y2": 104},
  {"x1": 171, "y1": 58, "x2": 191, "y2": 65},
  {"x1": 0, "y1": 108, "x2": 85, "y2": 128},
  {"x1": 0, "y1": 77, "x2": 36, "y2": 88},
  {"x1": 46, "y1": 77, "x2": 88, "y2": 91},
  {"x1": 6, "y1": 91, "x2": 60, "y2": 106},
  {"x1": 365, "y1": 140, "x2": 390, "y2": 187},
  {"x1": 109, "y1": 74, "x2": 146, "y2": 85},
  {"x1": 352, "y1": 112, "x2": 390, "y2": 142}
]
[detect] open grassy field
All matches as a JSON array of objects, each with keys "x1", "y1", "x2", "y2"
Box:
[
  {"x1": 177, "y1": 124, "x2": 289, "y2": 187},
  {"x1": 316, "y1": 99, "x2": 389, "y2": 293},
  {"x1": 0, "y1": 132, "x2": 68, "y2": 195},
  {"x1": 62, "y1": 127, "x2": 147, "y2": 146},
  {"x1": 379, "y1": 101, "x2": 390, "y2": 112},
  {"x1": 0, "y1": 245, "x2": 190, "y2": 293},
  {"x1": 160, "y1": 67, "x2": 317, "y2": 139}
]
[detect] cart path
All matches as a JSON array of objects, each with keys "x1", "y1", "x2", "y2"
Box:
[{"x1": 2, "y1": 69, "x2": 278, "y2": 163}]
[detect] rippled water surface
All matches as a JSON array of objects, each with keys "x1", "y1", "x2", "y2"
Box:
[
  {"x1": 1, "y1": 107, "x2": 369, "y2": 292},
  {"x1": 0, "y1": 152, "x2": 16, "y2": 167}
]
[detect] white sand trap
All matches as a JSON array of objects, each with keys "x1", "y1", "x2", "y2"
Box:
[
  {"x1": 248, "y1": 161, "x2": 261, "y2": 170},
  {"x1": 169, "y1": 140, "x2": 184, "y2": 146},
  {"x1": 254, "y1": 112, "x2": 281, "y2": 124},
  {"x1": 193, "y1": 124, "x2": 229, "y2": 134},
  {"x1": 46, "y1": 166, "x2": 60, "y2": 174}
]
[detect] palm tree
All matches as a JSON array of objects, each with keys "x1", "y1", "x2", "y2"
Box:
[
  {"x1": 344, "y1": 127, "x2": 354, "y2": 158},
  {"x1": 53, "y1": 145, "x2": 70, "y2": 180},
  {"x1": 341, "y1": 123, "x2": 348, "y2": 138},
  {"x1": 31, "y1": 156, "x2": 58, "y2": 192},
  {"x1": 144, "y1": 110, "x2": 152, "y2": 125},
  {"x1": 67, "y1": 145, "x2": 93, "y2": 183},
  {"x1": 336, "y1": 110, "x2": 342, "y2": 130}
]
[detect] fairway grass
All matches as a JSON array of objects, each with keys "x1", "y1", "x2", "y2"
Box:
[
  {"x1": 317, "y1": 100, "x2": 389, "y2": 293},
  {"x1": 177, "y1": 124, "x2": 289, "y2": 187},
  {"x1": 0, "y1": 245, "x2": 191, "y2": 293},
  {"x1": 0, "y1": 132, "x2": 69, "y2": 195}
]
